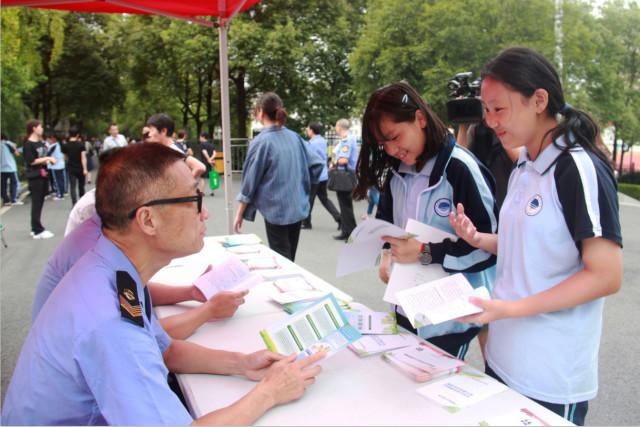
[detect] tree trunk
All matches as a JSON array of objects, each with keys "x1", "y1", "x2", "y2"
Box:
[{"x1": 232, "y1": 67, "x2": 248, "y2": 140}]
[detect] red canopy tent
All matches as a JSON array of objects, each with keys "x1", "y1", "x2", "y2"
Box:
[{"x1": 1, "y1": 0, "x2": 262, "y2": 233}]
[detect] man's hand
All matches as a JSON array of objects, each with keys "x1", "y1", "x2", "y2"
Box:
[
  {"x1": 381, "y1": 236, "x2": 421, "y2": 263},
  {"x1": 257, "y1": 352, "x2": 325, "y2": 406},
  {"x1": 241, "y1": 350, "x2": 287, "y2": 381},
  {"x1": 206, "y1": 290, "x2": 249, "y2": 319},
  {"x1": 233, "y1": 212, "x2": 243, "y2": 234}
]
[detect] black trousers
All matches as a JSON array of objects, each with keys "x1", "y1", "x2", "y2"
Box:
[
  {"x1": 485, "y1": 363, "x2": 589, "y2": 426},
  {"x1": 28, "y1": 177, "x2": 48, "y2": 234},
  {"x1": 396, "y1": 310, "x2": 480, "y2": 360},
  {"x1": 336, "y1": 190, "x2": 356, "y2": 235},
  {"x1": 264, "y1": 219, "x2": 302, "y2": 262},
  {"x1": 304, "y1": 181, "x2": 341, "y2": 226},
  {"x1": 68, "y1": 171, "x2": 85, "y2": 205},
  {"x1": 1, "y1": 172, "x2": 18, "y2": 203}
]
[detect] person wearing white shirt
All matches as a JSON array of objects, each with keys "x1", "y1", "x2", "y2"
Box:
[{"x1": 102, "y1": 123, "x2": 127, "y2": 152}]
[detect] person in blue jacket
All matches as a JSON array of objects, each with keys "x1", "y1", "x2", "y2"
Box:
[
  {"x1": 234, "y1": 92, "x2": 323, "y2": 261},
  {"x1": 354, "y1": 81, "x2": 497, "y2": 360}
]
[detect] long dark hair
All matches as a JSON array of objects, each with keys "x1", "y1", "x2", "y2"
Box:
[
  {"x1": 355, "y1": 81, "x2": 449, "y2": 200},
  {"x1": 481, "y1": 47, "x2": 611, "y2": 169},
  {"x1": 256, "y1": 92, "x2": 287, "y2": 127}
]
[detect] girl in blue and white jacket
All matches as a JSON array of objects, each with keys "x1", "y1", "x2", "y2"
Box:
[{"x1": 355, "y1": 81, "x2": 498, "y2": 359}]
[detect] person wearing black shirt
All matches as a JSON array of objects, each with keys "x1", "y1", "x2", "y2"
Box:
[
  {"x1": 198, "y1": 132, "x2": 217, "y2": 196},
  {"x1": 23, "y1": 120, "x2": 57, "y2": 239},
  {"x1": 62, "y1": 127, "x2": 88, "y2": 206}
]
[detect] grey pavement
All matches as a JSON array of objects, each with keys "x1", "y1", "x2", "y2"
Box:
[{"x1": 1, "y1": 176, "x2": 639, "y2": 425}]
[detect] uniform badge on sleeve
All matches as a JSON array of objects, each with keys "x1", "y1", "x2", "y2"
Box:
[{"x1": 116, "y1": 271, "x2": 144, "y2": 327}]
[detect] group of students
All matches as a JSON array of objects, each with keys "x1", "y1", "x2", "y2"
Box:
[
  {"x1": 1, "y1": 46, "x2": 623, "y2": 426},
  {"x1": 355, "y1": 47, "x2": 622, "y2": 425}
]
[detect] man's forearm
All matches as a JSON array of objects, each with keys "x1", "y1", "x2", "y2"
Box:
[
  {"x1": 164, "y1": 339, "x2": 244, "y2": 375},
  {"x1": 159, "y1": 304, "x2": 211, "y2": 340}
]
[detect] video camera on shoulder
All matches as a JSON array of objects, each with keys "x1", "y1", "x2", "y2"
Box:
[{"x1": 446, "y1": 72, "x2": 483, "y2": 124}]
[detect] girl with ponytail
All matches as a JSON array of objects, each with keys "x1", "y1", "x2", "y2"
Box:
[{"x1": 450, "y1": 47, "x2": 622, "y2": 425}]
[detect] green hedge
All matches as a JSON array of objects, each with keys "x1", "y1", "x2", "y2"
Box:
[{"x1": 619, "y1": 183, "x2": 640, "y2": 201}]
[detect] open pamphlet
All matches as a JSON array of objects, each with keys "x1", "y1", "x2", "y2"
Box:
[
  {"x1": 479, "y1": 408, "x2": 551, "y2": 426},
  {"x1": 384, "y1": 219, "x2": 457, "y2": 305},
  {"x1": 382, "y1": 342, "x2": 465, "y2": 382},
  {"x1": 395, "y1": 273, "x2": 490, "y2": 327},
  {"x1": 192, "y1": 255, "x2": 263, "y2": 300},
  {"x1": 336, "y1": 218, "x2": 415, "y2": 277},
  {"x1": 345, "y1": 311, "x2": 398, "y2": 335},
  {"x1": 348, "y1": 333, "x2": 420, "y2": 357},
  {"x1": 260, "y1": 294, "x2": 362, "y2": 360},
  {"x1": 416, "y1": 371, "x2": 508, "y2": 413},
  {"x1": 218, "y1": 233, "x2": 262, "y2": 247}
]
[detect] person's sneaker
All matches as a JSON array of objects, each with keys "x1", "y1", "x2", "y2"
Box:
[
  {"x1": 12, "y1": 200, "x2": 24, "y2": 205},
  {"x1": 52, "y1": 196, "x2": 64, "y2": 201},
  {"x1": 29, "y1": 231, "x2": 35, "y2": 237},
  {"x1": 33, "y1": 230, "x2": 55, "y2": 240}
]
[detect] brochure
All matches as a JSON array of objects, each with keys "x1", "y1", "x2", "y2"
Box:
[
  {"x1": 225, "y1": 245, "x2": 263, "y2": 255},
  {"x1": 336, "y1": 218, "x2": 415, "y2": 277},
  {"x1": 348, "y1": 333, "x2": 419, "y2": 357},
  {"x1": 479, "y1": 408, "x2": 551, "y2": 426},
  {"x1": 192, "y1": 255, "x2": 263, "y2": 300},
  {"x1": 416, "y1": 371, "x2": 508, "y2": 413},
  {"x1": 260, "y1": 294, "x2": 362, "y2": 360},
  {"x1": 346, "y1": 311, "x2": 398, "y2": 334},
  {"x1": 382, "y1": 342, "x2": 465, "y2": 382},
  {"x1": 384, "y1": 219, "x2": 457, "y2": 305},
  {"x1": 395, "y1": 273, "x2": 490, "y2": 327}
]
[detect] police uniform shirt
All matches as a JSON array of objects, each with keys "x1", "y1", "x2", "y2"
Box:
[
  {"x1": 2, "y1": 235, "x2": 192, "y2": 426},
  {"x1": 335, "y1": 135, "x2": 359, "y2": 171},
  {"x1": 486, "y1": 137, "x2": 622, "y2": 404},
  {"x1": 32, "y1": 213, "x2": 102, "y2": 322}
]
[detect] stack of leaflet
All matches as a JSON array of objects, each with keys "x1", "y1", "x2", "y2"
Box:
[
  {"x1": 382, "y1": 342, "x2": 465, "y2": 383},
  {"x1": 268, "y1": 274, "x2": 330, "y2": 305},
  {"x1": 217, "y1": 233, "x2": 262, "y2": 248},
  {"x1": 282, "y1": 299, "x2": 351, "y2": 315},
  {"x1": 348, "y1": 333, "x2": 420, "y2": 357}
]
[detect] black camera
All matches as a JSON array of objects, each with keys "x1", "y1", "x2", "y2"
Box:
[{"x1": 446, "y1": 72, "x2": 483, "y2": 124}]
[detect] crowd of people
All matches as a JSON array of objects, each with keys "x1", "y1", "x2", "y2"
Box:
[{"x1": 1, "y1": 47, "x2": 623, "y2": 426}]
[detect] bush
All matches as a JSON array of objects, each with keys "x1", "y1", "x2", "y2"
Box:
[
  {"x1": 619, "y1": 183, "x2": 640, "y2": 201},
  {"x1": 619, "y1": 172, "x2": 640, "y2": 184}
]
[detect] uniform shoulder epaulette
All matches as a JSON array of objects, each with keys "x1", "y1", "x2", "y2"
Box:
[{"x1": 116, "y1": 271, "x2": 144, "y2": 327}]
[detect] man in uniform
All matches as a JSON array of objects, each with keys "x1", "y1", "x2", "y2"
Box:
[
  {"x1": 332, "y1": 118, "x2": 359, "y2": 240},
  {"x1": 2, "y1": 143, "x2": 323, "y2": 425}
]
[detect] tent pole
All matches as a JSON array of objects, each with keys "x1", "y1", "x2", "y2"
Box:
[{"x1": 218, "y1": 17, "x2": 234, "y2": 235}]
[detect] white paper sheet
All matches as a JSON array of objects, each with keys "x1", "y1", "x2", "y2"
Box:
[
  {"x1": 336, "y1": 218, "x2": 414, "y2": 277},
  {"x1": 395, "y1": 273, "x2": 490, "y2": 327},
  {"x1": 416, "y1": 372, "x2": 508, "y2": 413},
  {"x1": 384, "y1": 219, "x2": 457, "y2": 305}
]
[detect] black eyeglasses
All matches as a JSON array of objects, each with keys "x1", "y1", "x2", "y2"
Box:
[{"x1": 128, "y1": 189, "x2": 203, "y2": 219}]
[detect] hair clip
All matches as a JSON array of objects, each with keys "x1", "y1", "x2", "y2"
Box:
[{"x1": 402, "y1": 94, "x2": 409, "y2": 104}]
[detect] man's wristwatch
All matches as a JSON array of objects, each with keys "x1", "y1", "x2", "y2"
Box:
[{"x1": 419, "y1": 243, "x2": 432, "y2": 265}]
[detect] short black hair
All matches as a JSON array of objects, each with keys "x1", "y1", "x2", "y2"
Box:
[
  {"x1": 307, "y1": 122, "x2": 323, "y2": 136},
  {"x1": 146, "y1": 113, "x2": 175, "y2": 137}
]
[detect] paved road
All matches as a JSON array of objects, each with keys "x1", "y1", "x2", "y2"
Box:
[{"x1": 1, "y1": 178, "x2": 638, "y2": 425}]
